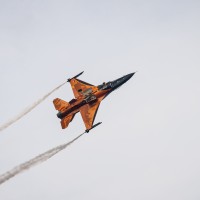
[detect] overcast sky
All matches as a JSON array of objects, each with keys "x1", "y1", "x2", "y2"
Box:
[{"x1": 0, "y1": 0, "x2": 200, "y2": 199}]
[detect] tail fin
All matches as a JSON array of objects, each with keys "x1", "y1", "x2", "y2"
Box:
[
  {"x1": 61, "y1": 114, "x2": 76, "y2": 129},
  {"x1": 53, "y1": 98, "x2": 69, "y2": 112}
]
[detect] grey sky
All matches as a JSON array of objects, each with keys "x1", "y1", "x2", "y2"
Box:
[{"x1": 0, "y1": 0, "x2": 200, "y2": 199}]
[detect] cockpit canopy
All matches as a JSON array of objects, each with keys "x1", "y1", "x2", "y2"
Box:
[{"x1": 97, "y1": 82, "x2": 113, "y2": 90}]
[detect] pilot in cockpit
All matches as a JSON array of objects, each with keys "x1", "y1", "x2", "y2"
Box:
[{"x1": 98, "y1": 82, "x2": 112, "y2": 90}]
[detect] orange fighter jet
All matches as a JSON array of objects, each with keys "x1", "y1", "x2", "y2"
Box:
[{"x1": 53, "y1": 71, "x2": 135, "y2": 132}]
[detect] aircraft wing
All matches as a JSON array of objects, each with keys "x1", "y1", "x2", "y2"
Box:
[
  {"x1": 79, "y1": 100, "x2": 101, "y2": 130},
  {"x1": 70, "y1": 78, "x2": 98, "y2": 98}
]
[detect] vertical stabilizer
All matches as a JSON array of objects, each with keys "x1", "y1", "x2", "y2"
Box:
[{"x1": 53, "y1": 98, "x2": 69, "y2": 112}]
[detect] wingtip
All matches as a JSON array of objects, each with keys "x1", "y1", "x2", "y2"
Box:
[{"x1": 67, "y1": 71, "x2": 85, "y2": 82}]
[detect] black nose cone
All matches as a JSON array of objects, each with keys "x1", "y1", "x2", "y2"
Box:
[
  {"x1": 124, "y1": 72, "x2": 135, "y2": 81},
  {"x1": 111, "y1": 72, "x2": 136, "y2": 90},
  {"x1": 120, "y1": 72, "x2": 136, "y2": 85}
]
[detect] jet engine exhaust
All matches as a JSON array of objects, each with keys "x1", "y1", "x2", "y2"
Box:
[
  {"x1": 0, "y1": 81, "x2": 67, "y2": 132},
  {"x1": 0, "y1": 132, "x2": 85, "y2": 185}
]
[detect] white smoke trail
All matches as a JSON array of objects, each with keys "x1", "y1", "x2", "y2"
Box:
[
  {"x1": 0, "y1": 81, "x2": 67, "y2": 132},
  {"x1": 0, "y1": 132, "x2": 85, "y2": 185}
]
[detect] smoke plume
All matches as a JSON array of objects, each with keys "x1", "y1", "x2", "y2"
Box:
[
  {"x1": 0, "y1": 81, "x2": 66, "y2": 132},
  {"x1": 0, "y1": 132, "x2": 85, "y2": 185}
]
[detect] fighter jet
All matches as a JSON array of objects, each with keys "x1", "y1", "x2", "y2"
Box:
[{"x1": 53, "y1": 71, "x2": 135, "y2": 132}]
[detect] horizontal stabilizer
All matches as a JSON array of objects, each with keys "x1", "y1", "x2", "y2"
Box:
[
  {"x1": 61, "y1": 114, "x2": 75, "y2": 129},
  {"x1": 53, "y1": 98, "x2": 69, "y2": 112}
]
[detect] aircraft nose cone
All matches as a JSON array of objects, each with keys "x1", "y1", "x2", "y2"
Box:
[
  {"x1": 124, "y1": 72, "x2": 136, "y2": 81},
  {"x1": 110, "y1": 72, "x2": 136, "y2": 91}
]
